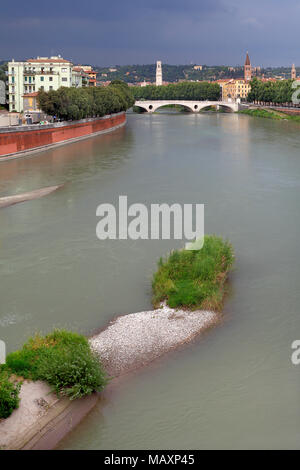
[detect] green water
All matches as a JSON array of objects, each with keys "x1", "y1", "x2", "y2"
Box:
[{"x1": 0, "y1": 112, "x2": 299, "y2": 449}]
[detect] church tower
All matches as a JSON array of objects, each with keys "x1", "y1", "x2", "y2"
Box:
[
  {"x1": 291, "y1": 64, "x2": 296, "y2": 80},
  {"x1": 156, "y1": 61, "x2": 162, "y2": 86},
  {"x1": 244, "y1": 52, "x2": 252, "y2": 82}
]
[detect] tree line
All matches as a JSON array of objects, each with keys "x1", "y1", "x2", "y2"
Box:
[
  {"x1": 247, "y1": 77, "x2": 296, "y2": 105},
  {"x1": 38, "y1": 80, "x2": 135, "y2": 121},
  {"x1": 132, "y1": 81, "x2": 221, "y2": 101}
]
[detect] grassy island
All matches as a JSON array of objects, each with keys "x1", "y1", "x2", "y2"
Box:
[
  {"x1": 0, "y1": 330, "x2": 107, "y2": 419},
  {"x1": 152, "y1": 235, "x2": 234, "y2": 311}
]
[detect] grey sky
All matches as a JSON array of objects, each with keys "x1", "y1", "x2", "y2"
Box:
[{"x1": 0, "y1": 1, "x2": 299, "y2": 66}]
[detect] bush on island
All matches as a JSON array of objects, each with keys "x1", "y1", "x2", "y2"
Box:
[
  {"x1": 4, "y1": 330, "x2": 107, "y2": 401},
  {"x1": 152, "y1": 235, "x2": 234, "y2": 311},
  {"x1": 0, "y1": 372, "x2": 21, "y2": 419}
]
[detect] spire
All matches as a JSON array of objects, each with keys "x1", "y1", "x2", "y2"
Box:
[{"x1": 245, "y1": 52, "x2": 251, "y2": 66}]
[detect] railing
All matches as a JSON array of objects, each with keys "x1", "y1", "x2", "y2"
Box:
[{"x1": 23, "y1": 70, "x2": 58, "y2": 75}]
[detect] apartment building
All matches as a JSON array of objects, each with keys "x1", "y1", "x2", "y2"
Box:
[
  {"x1": 8, "y1": 55, "x2": 74, "y2": 112},
  {"x1": 222, "y1": 79, "x2": 251, "y2": 102}
]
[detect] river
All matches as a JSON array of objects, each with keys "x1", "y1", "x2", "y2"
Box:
[{"x1": 0, "y1": 111, "x2": 299, "y2": 449}]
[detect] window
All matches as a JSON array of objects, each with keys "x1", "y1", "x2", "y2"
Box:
[
  {"x1": 62, "y1": 77, "x2": 67, "y2": 82},
  {"x1": 40, "y1": 86, "x2": 44, "y2": 91},
  {"x1": 62, "y1": 68, "x2": 67, "y2": 72},
  {"x1": 12, "y1": 95, "x2": 15, "y2": 101},
  {"x1": 40, "y1": 76, "x2": 44, "y2": 81},
  {"x1": 25, "y1": 76, "x2": 27, "y2": 82},
  {"x1": 12, "y1": 76, "x2": 15, "y2": 83},
  {"x1": 49, "y1": 86, "x2": 53, "y2": 90},
  {"x1": 49, "y1": 77, "x2": 53, "y2": 81}
]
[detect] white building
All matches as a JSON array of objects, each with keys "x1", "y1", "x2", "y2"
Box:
[
  {"x1": 156, "y1": 61, "x2": 162, "y2": 86},
  {"x1": 7, "y1": 56, "x2": 76, "y2": 112}
]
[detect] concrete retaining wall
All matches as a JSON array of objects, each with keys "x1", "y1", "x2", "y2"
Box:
[{"x1": 0, "y1": 112, "x2": 126, "y2": 159}]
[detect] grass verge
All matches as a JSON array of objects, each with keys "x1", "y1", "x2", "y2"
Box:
[
  {"x1": 239, "y1": 108, "x2": 300, "y2": 122},
  {"x1": 152, "y1": 235, "x2": 234, "y2": 311}
]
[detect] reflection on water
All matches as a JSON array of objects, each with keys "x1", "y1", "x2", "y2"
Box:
[{"x1": 1, "y1": 113, "x2": 300, "y2": 449}]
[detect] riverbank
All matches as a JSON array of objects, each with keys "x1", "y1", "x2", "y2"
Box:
[
  {"x1": 239, "y1": 107, "x2": 300, "y2": 122},
  {"x1": 0, "y1": 305, "x2": 218, "y2": 450},
  {"x1": 0, "y1": 112, "x2": 126, "y2": 160}
]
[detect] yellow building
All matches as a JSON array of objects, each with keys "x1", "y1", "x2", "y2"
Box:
[{"x1": 222, "y1": 79, "x2": 251, "y2": 102}]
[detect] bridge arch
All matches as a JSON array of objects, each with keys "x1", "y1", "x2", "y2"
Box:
[
  {"x1": 134, "y1": 100, "x2": 239, "y2": 113},
  {"x1": 199, "y1": 103, "x2": 235, "y2": 113},
  {"x1": 151, "y1": 102, "x2": 195, "y2": 113}
]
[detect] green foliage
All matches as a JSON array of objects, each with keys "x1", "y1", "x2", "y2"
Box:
[
  {"x1": 239, "y1": 108, "x2": 300, "y2": 122},
  {"x1": 132, "y1": 81, "x2": 221, "y2": 101},
  {"x1": 38, "y1": 81, "x2": 134, "y2": 121},
  {"x1": 0, "y1": 62, "x2": 7, "y2": 83},
  {"x1": 95, "y1": 64, "x2": 245, "y2": 84},
  {"x1": 152, "y1": 235, "x2": 234, "y2": 310},
  {"x1": 247, "y1": 77, "x2": 295, "y2": 104},
  {"x1": 6, "y1": 330, "x2": 107, "y2": 400},
  {"x1": 0, "y1": 372, "x2": 21, "y2": 419}
]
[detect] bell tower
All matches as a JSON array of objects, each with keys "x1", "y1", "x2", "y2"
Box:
[
  {"x1": 291, "y1": 64, "x2": 296, "y2": 80},
  {"x1": 244, "y1": 52, "x2": 252, "y2": 82},
  {"x1": 156, "y1": 61, "x2": 162, "y2": 86}
]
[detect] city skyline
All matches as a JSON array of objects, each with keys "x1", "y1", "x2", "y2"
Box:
[{"x1": 1, "y1": 0, "x2": 300, "y2": 67}]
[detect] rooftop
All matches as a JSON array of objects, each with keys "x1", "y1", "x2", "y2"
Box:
[{"x1": 26, "y1": 56, "x2": 71, "y2": 64}]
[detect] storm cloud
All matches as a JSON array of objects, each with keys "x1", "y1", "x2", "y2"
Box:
[{"x1": 0, "y1": 0, "x2": 299, "y2": 66}]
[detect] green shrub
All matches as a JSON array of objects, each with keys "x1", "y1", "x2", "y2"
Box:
[
  {"x1": 0, "y1": 372, "x2": 21, "y2": 419},
  {"x1": 6, "y1": 330, "x2": 108, "y2": 400},
  {"x1": 36, "y1": 343, "x2": 107, "y2": 400},
  {"x1": 152, "y1": 235, "x2": 234, "y2": 310}
]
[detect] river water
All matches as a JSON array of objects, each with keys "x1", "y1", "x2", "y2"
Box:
[{"x1": 0, "y1": 112, "x2": 299, "y2": 449}]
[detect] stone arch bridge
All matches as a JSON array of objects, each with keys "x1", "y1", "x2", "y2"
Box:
[{"x1": 134, "y1": 100, "x2": 241, "y2": 113}]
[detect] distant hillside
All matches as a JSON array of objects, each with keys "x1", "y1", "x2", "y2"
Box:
[
  {"x1": 94, "y1": 64, "x2": 298, "y2": 84},
  {"x1": 94, "y1": 64, "x2": 245, "y2": 84}
]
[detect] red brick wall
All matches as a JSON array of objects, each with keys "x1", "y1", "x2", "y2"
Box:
[{"x1": 0, "y1": 113, "x2": 126, "y2": 157}]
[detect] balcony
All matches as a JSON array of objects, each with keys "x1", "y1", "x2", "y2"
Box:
[{"x1": 24, "y1": 70, "x2": 58, "y2": 76}]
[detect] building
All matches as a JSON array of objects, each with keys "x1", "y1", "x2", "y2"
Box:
[
  {"x1": 291, "y1": 64, "x2": 297, "y2": 80},
  {"x1": 193, "y1": 65, "x2": 203, "y2": 71},
  {"x1": 244, "y1": 52, "x2": 252, "y2": 82},
  {"x1": 73, "y1": 65, "x2": 97, "y2": 87},
  {"x1": 222, "y1": 79, "x2": 251, "y2": 102},
  {"x1": 8, "y1": 55, "x2": 76, "y2": 112},
  {"x1": 156, "y1": 61, "x2": 162, "y2": 86}
]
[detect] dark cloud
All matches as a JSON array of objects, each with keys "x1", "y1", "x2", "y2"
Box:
[{"x1": 0, "y1": 1, "x2": 298, "y2": 66}]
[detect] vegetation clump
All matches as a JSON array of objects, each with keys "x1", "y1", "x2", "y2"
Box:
[
  {"x1": 3, "y1": 330, "x2": 107, "y2": 401},
  {"x1": 247, "y1": 77, "x2": 296, "y2": 105},
  {"x1": 0, "y1": 372, "x2": 21, "y2": 419},
  {"x1": 240, "y1": 108, "x2": 300, "y2": 122},
  {"x1": 132, "y1": 81, "x2": 221, "y2": 101},
  {"x1": 38, "y1": 80, "x2": 134, "y2": 121},
  {"x1": 152, "y1": 235, "x2": 234, "y2": 311}
]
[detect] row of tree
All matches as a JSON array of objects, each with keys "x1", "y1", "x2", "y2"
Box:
[
  {"x1": 247, "y1": 77, "x2": 296, "y2": 105},
  {"x1": 132, "y1": 81, "x2": 221, "y2": 101},
  {"x1": 38, "y1": 81, "x2": 135, "y2": 121}
]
